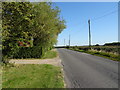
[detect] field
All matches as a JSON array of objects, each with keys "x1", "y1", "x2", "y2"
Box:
[{"x1": 2, "y1": 64, "x2": 64, "y2": 88}]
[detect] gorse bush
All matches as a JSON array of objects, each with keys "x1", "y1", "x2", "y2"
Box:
[{"x1": 2, "y1": 2, "x2": 66, "y2": 62}]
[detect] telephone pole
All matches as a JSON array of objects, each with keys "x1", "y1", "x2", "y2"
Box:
[
  {"x1": 69, "y1": 34, "x2": 70, "y2": 46},
  {"x1": 88, "y1": 19, "x2": 91, "y2": 47}
]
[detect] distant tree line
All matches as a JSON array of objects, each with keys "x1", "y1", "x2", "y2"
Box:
[
  {"x1": 104, "y1": 42, "x2": 120, "y2": 46},
  {"x1": 2, "y1": 2, "x2": 66, "y2": 63}
]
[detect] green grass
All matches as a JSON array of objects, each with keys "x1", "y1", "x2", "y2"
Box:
[
  {"x1": 42, "y1": 50, "x2": 58, "y2": 59},
  {"x1": 2, "y1": 64, "x2": 64, "y2": 88}
]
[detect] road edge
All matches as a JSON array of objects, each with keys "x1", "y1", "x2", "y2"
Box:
[{"x1": 56, "y1": 49, "x2": 67, "y2": 88}]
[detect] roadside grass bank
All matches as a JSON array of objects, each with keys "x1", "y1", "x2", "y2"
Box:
[
  {"x1": 2, "y1": 64, "x2": 64, "y2": 88},
  {"x1": 42, "y1": 50, "x2": 58, "y2": 59},
  {"x1": 68, "y1": 48, "x2": 120, "y2": 61}
]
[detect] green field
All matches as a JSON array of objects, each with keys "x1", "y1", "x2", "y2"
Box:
[{"x1": 2, "y1": 64, "x2": 64, "y2": 88}]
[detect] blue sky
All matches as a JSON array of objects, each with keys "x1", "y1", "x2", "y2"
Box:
[{"x1": 54, "y1": 2, "x2": 118, "y2": 46}]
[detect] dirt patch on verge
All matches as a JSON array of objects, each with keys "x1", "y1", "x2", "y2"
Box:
[{"x1": 9, "y1": 56, "x2": 62, "y2": 67}]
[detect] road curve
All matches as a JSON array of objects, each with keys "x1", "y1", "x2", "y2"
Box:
[{"x1": 57, "y1": 48, "x2": 118, "y2": 88}]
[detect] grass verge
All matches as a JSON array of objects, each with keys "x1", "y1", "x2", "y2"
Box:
[
  {"x1": 42, "y1": 50, "x2": 58, "y2": 59},
  {"x1": 85, "y1": 50, "x2": 120, "y2": 61},
  {"x1": 2, "y1": 64, "x2": 64, "y2": 88},
  {"x1": 68, "y1": 48, "x2": 120, "y2": 61}
]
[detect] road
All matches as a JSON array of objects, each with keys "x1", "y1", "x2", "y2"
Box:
[{"x1": 57, "y1": 48, "x2": 118, "y2": 88}]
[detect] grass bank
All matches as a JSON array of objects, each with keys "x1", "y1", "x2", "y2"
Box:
[
  {"x1": 69, "y1": 48, "x2": 120, "y2": 61},
  {"x1": 42, "y1": 50, "x2": 58, "y2": 59},
  {"x1": 2, "y1": 64, "x2": 64, "y2": 88}
]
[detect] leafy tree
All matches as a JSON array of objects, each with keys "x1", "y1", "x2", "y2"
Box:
[{"x1": 32, "y1": 2, "x2": 66, "y2": 53}]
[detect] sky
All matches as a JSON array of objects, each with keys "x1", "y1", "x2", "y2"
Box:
[
  {"x1": 29, "y1": 1, "x2": 118, "y2": 46},
  {"x1": 54, "y1": 2, "x2": 118, "y2": 46}
]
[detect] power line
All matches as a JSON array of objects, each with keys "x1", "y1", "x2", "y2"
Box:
[
  {"x1": 91, "y1": 10, "x2": 117, "y2": 21},
  {"x1": 90, "y1": 4, "x2": 117, "y2": 21},
  {"x1": 63, "y1": 6, "x2": 117, "y2": 46},
  {"x1": 72, "y1": 9, "x2": 117, "y2": 43},
  {"x1": 72, "y1": 9, "x2": 118, "y2": 36}
]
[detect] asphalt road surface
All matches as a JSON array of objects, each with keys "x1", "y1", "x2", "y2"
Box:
[{"x1": 57, "y1": 48, "x2": 118, "y2": 88}]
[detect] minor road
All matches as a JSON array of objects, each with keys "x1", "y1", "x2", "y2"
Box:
[{"x1": 57, "y1": 48, "x2": 118, "y2": 88}]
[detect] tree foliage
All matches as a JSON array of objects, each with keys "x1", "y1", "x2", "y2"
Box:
[{"x1": 2, "y1": 2, "x2": 66, "y2": 61}]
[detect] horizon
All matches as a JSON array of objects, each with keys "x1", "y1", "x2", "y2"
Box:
[{"x1": 55, "y1": 41, "x2": 120, "y2": 47}]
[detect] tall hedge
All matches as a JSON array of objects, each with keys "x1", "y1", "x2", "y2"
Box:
[{"x1": 2, "y1": 2, "x2": 66, "y2": 62}]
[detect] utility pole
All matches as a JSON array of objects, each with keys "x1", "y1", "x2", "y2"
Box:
[
  {"x1": 88, "y1": 19, "x2": 91, "y2": 47},
  {"x1": 69, "y1": 34, "x2": 70, "y2": 47}
]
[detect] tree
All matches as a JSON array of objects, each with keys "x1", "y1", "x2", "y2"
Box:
[{"x1": 31, "y1": 2, "x2": 66, "y2": 55}]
